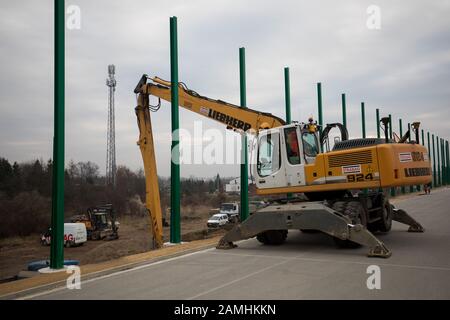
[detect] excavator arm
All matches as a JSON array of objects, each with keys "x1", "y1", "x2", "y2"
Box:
[{"x1": 134, "y1": 75, "x2": 285, "y2": 248}]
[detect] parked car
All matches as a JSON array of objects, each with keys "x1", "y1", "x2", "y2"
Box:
[
  {"x1": 40, "y1": 223, "x2": 87, "y2": 247},
  {"x1": 207, "y1": 213, "x2": 230, "y2": 228}
]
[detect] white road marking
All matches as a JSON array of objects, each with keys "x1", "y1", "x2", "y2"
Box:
[
  {"x1": 207, "y1": 251, "x2": 450, "y2": 272},
  {"x1": 187, "y1": 257, "x2": 296, "y2": 300},
  {"x1": 19, "y1": 247, "x2": 216, "y2": 300}
]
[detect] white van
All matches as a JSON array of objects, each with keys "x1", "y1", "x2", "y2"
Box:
[
  {"x1": 42, "y1": 223, "x2": 88, "y2": 247},
  {"x1": 64, "y1": 223, "x2": 87, "y2": 247}
]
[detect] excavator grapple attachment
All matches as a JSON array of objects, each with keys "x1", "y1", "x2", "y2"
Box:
[{"x1": 217, "y1": 202, "x2": 392, "y2": 258}]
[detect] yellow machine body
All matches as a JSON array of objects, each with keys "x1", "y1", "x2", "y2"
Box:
[{"x1": 257, "y1": 142, "x2": 431, "y2": 195}]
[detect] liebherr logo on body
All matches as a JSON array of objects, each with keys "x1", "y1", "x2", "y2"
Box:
[{"x1": 207, "y1": 108, "x2": 252, "y2": 131}]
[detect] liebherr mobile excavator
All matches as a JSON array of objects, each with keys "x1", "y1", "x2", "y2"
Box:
[{"x1": 134, "y1": 74, "x2": 430, "y2": 258}]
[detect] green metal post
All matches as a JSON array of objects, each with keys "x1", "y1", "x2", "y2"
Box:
[
  {"x1": 446, "y1": 141, "x2": 450, "y2": 185},
  {"x1": 440, "y1": 138, "x2": 443, "y2": 186},
  {"x1": 446, "y1": 140, "x2": 450, "y2": 185},
  {"x1": 441, "y1": 138, "x2": 446, "y2": 186},
  {"x1": 399, "y1": 119, "x2": 403, "y2": 139},
  {"x1": 375, "y1": 109, "x2": 383, "y2": 193},
  {"x1": 239, "y1": 47, "x2": 249, "y2": 222},
  {"x1": 284, "y1": 67, "x2": 293, "y2": 200},
  {"x1": 443, "y1": 139, "x2": 446, "y2": 185},
  {"x1": 418, "y1": 129, "x2": 424, "y2": 191},
  {"x1": 445, "y1": 140, "x2": 448, "y2": 185},
  {"x1": 317, "y1": 82, "x2": 323, "y2": 140},
  {"x1": 432, "y1": 134, "x2": 436, "y2": 187},
  {"x1": 437, "y1": 135, "x2": 441, "y2": 187},
  {"x1": 389, "y1": 114, "x2": 395, "y2": 196},
  {"x1": 408, "y1": 123, "x2": 414, "y2": 192},
  {"x1": 427, "y1": 132, "x2": 431, "y2": 187},
  {"x1": 444, "y1": 141, "x2": 450, "y2": 185},
  {"x1": 389, "y1": 114, "x2": 393, "y2": 140},
  {"x1": 361, "y1": 102, "x2": 366, "y2": 138},
  {"x1": 441, "y1": 139, "x2": 448, "y2": 186},
  {"x1": 407, "y1": 123, "x2": 411, "y2": 142},
  {"x1": 341, "y1": 94, "x2": 347, "y2": 129},
  {"x1": 360, "y1": 102, "x2": 368, "y2": 195},
  {"x1": 50, "y1": 0, "x2": 65, "y2": 269},
  {"x1": 376, "y1": 109, "x2": 380, "y2": 138},
  {"x1": 444, "y1": 140, "x2": 447, "y2": 185},
  {"x1": 399, "y1": 119, "x2": 405, "y2": 194},
  {"x1": 170, "y1": 16, "x2": 181, "y2": 243},
  {"x1": 284, "y1": 67, "x2": 291, "y2": 124}
]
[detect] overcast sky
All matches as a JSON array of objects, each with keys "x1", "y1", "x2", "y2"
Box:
[{"x1": 1, "y1": 0, "x2": 449, "y2": 178}]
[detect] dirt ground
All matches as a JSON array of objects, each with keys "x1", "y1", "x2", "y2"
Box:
[{"x1": 0, "y1": 206, "x2": 225, "y2": 282}]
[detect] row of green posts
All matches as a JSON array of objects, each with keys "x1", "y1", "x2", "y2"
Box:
[{"x1": 50, "y1": 11, "x2": 449, "y2": 268}]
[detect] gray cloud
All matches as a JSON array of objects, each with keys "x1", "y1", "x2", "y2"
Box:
[{"x1": 1, "y1": 0, "x2": 449, "y2": 178}]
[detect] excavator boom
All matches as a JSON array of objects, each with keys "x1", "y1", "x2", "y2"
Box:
[
  {"x1": 135, "y1": 75, "x2": 285, "y2": 133},
  {"x1": 134, "y1": 75, "x2": 285, "y2": 248}
]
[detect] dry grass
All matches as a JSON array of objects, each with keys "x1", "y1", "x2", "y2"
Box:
[{"x1": 0, "y1": 204, "x2": 224, "y2": 281}]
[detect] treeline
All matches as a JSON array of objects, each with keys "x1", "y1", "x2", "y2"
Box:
[{"x1": 0, "y1": 157, "x2": 230, "y2": 238}]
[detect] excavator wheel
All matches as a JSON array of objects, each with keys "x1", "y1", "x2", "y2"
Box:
[
  {"x1": 372, "y1": 199, "x2": 393, "y2": 232},
  {"x1": 256, "y1": 230, "x2": 288, "y2": 245},
  {"x1": 332, "y1": 201, "x2": 365, "y2": 249}
]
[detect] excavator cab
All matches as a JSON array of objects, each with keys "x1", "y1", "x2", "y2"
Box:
[{"x1": 254, "y1": 123, "x2": 320, "y2": 191}]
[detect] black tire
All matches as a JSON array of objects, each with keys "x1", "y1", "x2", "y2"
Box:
[
  {"x1": 256, "y1": 232, "x2": 267, "y2": 244},
  {"x1": 374, "y1": 200, "x2": 392, "y2": 232},
  {"x1": 256, "y1": 230, "x2": 288, "y2": 245},
  {"x1": 332, "y1": 201, "x2": 364, "y2": 248}
]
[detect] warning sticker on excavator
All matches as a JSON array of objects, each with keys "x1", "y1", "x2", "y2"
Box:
[
  {"x1": 342, "y1": 164, "x2": 361, "y2": 174},
  {"x1": 199, "y1": 106, "x2": 209, "y2": 115},
  {"x1": 399, "y1": 152, "x2": 413, "y2": 162}
]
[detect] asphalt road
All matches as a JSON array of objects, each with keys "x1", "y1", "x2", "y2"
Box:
[{"x1": 26, "y1": 188, "x2": 450, "y2": 299}]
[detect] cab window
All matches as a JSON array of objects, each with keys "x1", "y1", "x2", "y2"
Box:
[
  {"x1": 302, "y1": 132, "x2": 319, "y2": 157},
  {"x1": 257, "y1": 132, "x2": 281, "y2": 177},
  {"x1": 284, "y1": 127, "x2": 301, "y2": 165}
]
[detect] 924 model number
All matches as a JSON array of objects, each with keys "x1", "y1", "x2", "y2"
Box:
[{"x1": 347, "y1": 173, "x2": 374, "y2": 182}]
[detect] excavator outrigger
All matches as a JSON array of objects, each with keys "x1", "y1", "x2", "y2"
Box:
[{"x1": 134, "y1": 74, "x2": 430, "y2": 257}]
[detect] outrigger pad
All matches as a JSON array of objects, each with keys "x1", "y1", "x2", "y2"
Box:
[
  {"x1": 216, "y1": 240, "x2": 237, "y2": 249},
  {"x1": 367, "y1": 243, "x2": 392, "y2": 258},
  {"x1": 392, "y1": 208, "x2": 425, "y2": 233}
]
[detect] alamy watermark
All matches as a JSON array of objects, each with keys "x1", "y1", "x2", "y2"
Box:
[
  {"x1": 366, "y1": 5, "x2": 381, "y2": 30},
  {"x1": 66, "y1": 265, "x2": 81, "y2": 289},
  {"x1": 170, "y1": 121, "x2": 257, "y2": 165},
  {"x1": 67, "y1": 4, "x2": 81, "y2": 30},
  {"x1": 366, "y1": 265, "x2": 381, "y2": 290}
]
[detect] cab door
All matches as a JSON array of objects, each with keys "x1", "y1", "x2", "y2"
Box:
[
  {"x1": 254, "y1": 129, "x2": 286, "y2": 190},
  {"x1": 282, "y1": 126, "x2": 306, "y2": 187}
]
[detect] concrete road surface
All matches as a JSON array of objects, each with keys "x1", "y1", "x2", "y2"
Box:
[{"x1": 24, "y1": 188, "x2": 450, "y2": 299}]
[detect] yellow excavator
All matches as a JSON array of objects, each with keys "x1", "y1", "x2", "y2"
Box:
[{"x1": 134, "y1": 74, "x2": 431, "y2": 258}]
